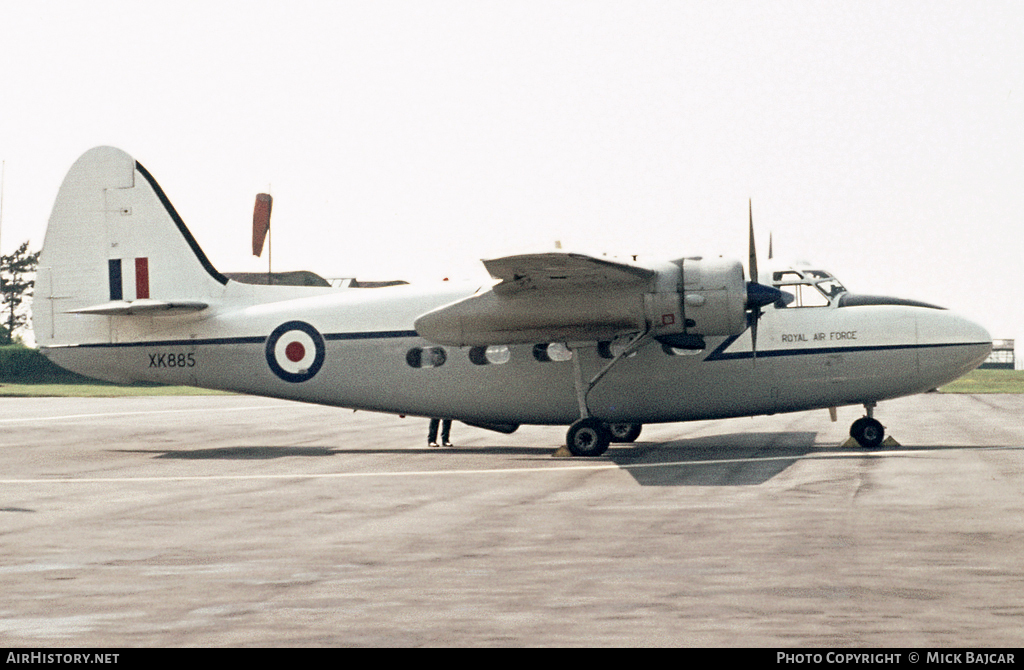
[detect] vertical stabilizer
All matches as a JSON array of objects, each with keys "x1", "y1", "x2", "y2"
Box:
[{"x1": 34, "y1": 147, "x2": 227, "y2": 346}]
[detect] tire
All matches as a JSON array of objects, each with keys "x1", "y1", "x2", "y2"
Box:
[
  {"x1": 607, "y1": 422, "x2": 642, "y2": 443},
  {"x1": 850, "y1": 417, "x2": 885, "y2": 449},
  {"x1": 566, "y1": 418, "x2": 611, "y2": 457}
]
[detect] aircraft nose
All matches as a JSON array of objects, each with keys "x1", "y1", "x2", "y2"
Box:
[
  {"x1": 917, "y1": 309, "x2": 992, "y2": 387},
  {"x1": 963, "y1": 315, "x2": 992, "y2": 350}
]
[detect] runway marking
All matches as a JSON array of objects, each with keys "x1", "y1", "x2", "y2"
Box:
[
  {"x1": 0, "y1": 405, "x2": 292, "y2": 424},
  {"x1": 2, "y1": 447, "x2": 1019, "y2": 485}
]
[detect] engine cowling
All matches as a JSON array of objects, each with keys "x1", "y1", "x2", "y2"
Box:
[{"x1": 673, "y1": 257, "x2": 749, "y2": 336}]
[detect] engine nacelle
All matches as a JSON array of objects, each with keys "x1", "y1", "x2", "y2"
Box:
[
  {"x1": 676, "y1": 258, "x2": 749, "y2": 336},
  {"x1": 640, "y1": 258, "x2": 747, "y2": 339}
]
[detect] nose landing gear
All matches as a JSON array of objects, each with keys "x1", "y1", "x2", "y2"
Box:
[
  {"x1": 849, "y1": 402, "x2": 886, "y2": 448},
  {"x1": 850, "y1": 416, "x2": 885, "y2": 448}
]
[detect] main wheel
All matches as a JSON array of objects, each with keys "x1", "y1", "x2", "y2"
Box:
[
  {"x1": 566, "y1": 418, "x2": 611, "y2": 457},
  {"x1": 607, "y1": 422, "x2": 642, "y2": 443},
  {"x1": 850, "y1": 417, "x2": 885, "y2": 448}
]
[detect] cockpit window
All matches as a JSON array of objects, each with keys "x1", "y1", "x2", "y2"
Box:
[
  {"x1": 772, "y1": 269, "x2": 846, "y2": 308},
  {"x1": 775, "y1": 283, "x2": 831, "y2": 308},
  {"x1": 816, "y1": 278, "x2": 846, "y2": 299}
]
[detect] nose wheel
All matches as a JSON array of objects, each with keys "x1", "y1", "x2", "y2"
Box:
[
  {"x1": 848, "y1": 401, "x2": 887, "y2": 448},
  {"x1": 850, "y1": 416, "x2": 885, "y2": 448}
]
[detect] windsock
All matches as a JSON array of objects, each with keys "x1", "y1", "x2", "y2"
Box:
[{"x1": 253, "y1": 193, "x2": 273, "y2": 256}]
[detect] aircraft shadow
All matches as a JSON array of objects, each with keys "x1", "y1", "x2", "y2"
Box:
[
  {"x1": 118, "y1": 446, "x2": 343, "y2": 460},
  {"x1": 603, "y1": 431, "x2": 818, "y2": 486},
  {"x1": 112, "y1": 432, "x2": 816, "y2": 487},
  {"x1": 116, "y1": 445, "x2": 556, "y2": 460},
  {"x1": 114, "y1": 440, "x2": 1021, "y2": 489},
  {"x1": 607, "y1": 440, "x2": 1024, "y2": 487}
]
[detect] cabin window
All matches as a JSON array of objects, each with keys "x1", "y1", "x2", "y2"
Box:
[
  {"x1": 532, "y1": 342, "x2": 573, "y2": 362},
  {"x1": 469, "y1": 345, "x2": 511, "y2": 365},
  {"x1": 406, "y1": 346, "x2": 447, "y2": 368}
]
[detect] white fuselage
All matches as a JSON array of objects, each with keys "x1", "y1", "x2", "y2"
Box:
[{"x1": 44, "y1": 278, "x2": 991, "y2": 426}]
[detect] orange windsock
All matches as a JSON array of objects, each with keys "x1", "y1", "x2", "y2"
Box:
[{"x1": 252, "y1": 193, "x2": 273, "y2": 256}]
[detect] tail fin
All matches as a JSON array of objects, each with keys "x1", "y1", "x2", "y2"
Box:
[{"x1": 35, "y1": 147, "x2": 228, "y2": 346}]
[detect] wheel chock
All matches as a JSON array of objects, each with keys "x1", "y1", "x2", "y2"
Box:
[
  {"x1": 840, "y1": 436, "x2": 902, "y2": 448},
  {"x1": 552, "y1": 445, "x2": 574, "y2": 457}
]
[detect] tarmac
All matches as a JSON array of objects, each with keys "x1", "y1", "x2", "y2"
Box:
[{"x1": 1, "y1": 392, "x2": 1022, "y2": 647}]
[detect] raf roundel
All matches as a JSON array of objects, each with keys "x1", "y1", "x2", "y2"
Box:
[{"x1": 265, "y1": 321, "x2": 326, "y2": 383}]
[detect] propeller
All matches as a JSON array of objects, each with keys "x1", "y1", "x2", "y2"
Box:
[{"x1": 745, "y1": 200, "x2": 783, "y2": 361}]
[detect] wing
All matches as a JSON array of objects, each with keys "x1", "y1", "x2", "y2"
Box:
[
  {"x1": 415, "y1": 253, "x2": 659, "y2": 346},
  {"x1": 482, "y1": 253, "x2": 654, "y2": 296}
]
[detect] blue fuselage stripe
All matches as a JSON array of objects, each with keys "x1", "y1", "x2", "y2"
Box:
[
  {"x1": 47, "y1": 330, "x2": 421, "y2": 349},
  {"x1": 324, "y1": 330, "x2": 419, "y2": 341},
  {"x1": 48, "y1": 331, "x2": 986, "y2": 361}
]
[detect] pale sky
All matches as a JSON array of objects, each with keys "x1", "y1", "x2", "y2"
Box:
[{"x1": 2, "y1": 1, "x2": 1022, "y2": 362}]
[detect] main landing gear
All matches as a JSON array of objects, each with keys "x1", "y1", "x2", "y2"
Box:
[
  {"x1": 607, "y1": 422, "x2": 643, "y2": 443},
  {"x1": 849, "y1": 402, "x2": 886, "y2": 448},
  {"x1": 566, "y1": 418, "x2": 611, "y2": 457},
  {"x1": 563, "y1": 333, "x2": 653, "y2": 457},
  {"x1": 565, "y1": 419, "x2": 643, "y2": 457}
]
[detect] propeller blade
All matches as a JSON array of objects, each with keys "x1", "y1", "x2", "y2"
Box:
[
  {"x1": 748, "y1": 199, "x2": 757, "y2": 283},
  {"x1": 745, "y1": 200, "x2": 782, "y2": 363},
  {"x1": 751, "y1": 317, "x2": 758, "y2": 362}
]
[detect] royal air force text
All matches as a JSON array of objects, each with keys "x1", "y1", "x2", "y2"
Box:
[
  {"x1": 780, "y1": 331, "x2": 858, "y2": 344},
  {"x1": 777, "y1": 652, "x2": 1015, "y2": 664}
]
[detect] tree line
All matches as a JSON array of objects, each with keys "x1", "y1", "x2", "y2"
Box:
[{"x1": 1, "y1": 241, "x2": 39, "y2": 345}]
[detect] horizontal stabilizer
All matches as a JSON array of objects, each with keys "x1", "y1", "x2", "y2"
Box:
[{"x1": 66, "y1": 299, "x2": 209, "y2": 316}]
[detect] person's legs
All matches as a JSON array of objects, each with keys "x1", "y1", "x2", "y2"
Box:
[{"x1": 428, "y1": 418, "x2": 440, "y2": 446}]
